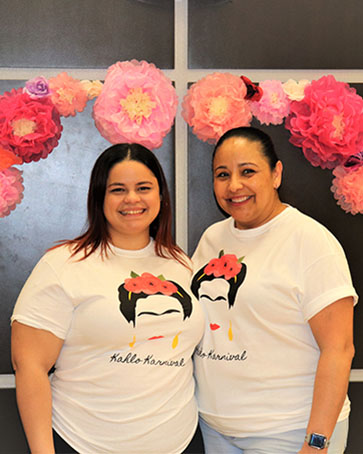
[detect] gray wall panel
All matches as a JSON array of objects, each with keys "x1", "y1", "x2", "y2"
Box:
[
  {"x1": 346, "y1": 382, "x2": 363, "y2": 453},
  {"x1": 0, "y1": 389, "x2": 28, "y2": 453},
  {"x1": 189, "y1": 0, "x2": 363, "y2": 69},
  {"x1": 0, "y1": 0, "x2": 174, "y2": 69}
]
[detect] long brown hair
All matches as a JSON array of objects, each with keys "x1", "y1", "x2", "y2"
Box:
[{"x1": 55, "y1": 144, "x2": 189, "y2": 268}]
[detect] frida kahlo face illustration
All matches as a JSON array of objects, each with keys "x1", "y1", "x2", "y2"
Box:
[
  {"x1": 191, "y1": 252, "x2": 246, "y2": 309},
  {"x1": 191, "y1": 252, "x2": 247, "y2": 340}
]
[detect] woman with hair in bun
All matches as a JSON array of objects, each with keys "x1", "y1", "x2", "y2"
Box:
[{"x1": 192, "y1": 127, "x2": 357, "y2": 454}]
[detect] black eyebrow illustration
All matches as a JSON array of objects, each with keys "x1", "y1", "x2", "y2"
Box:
[
  {"x1": 199, "y1": 294, "x2": 227, "y2": 302},
  {"x1": 137, "y1": 309, "x2": 181, "y2": 317}
]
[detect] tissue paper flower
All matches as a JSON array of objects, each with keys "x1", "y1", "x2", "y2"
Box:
[
  {"x1": 80, "y1": 80, "x2": 104, "y2": 100},
  {"x1": 250, "y1": 80, "x2": 290, "y2": 125},
  {"x1": 330, "y1": 164, "x2": 363, "y2": 215},
  {"x1": 0, "y1": 167, "x2": 24, "y2": 218},
  {"x1": 241, "y1": 76, "x2": 263, "y2": 101},
  {"x1": 285, "y1": 75, "x2": 363, "y2": 169},
  {"x1": 0, "y1": 147, "x2": 22, "y2": 170},
  {"x1": 182, "y1": 72, "x2": 252, "y2": 144},
  {"x1": 282, "y1": 79, "x2": 310, "y2": 101},
  {"x1": 23, "y1": 76, "x2": 51, "y2": 99},
  {"x1": 49, "y1": 72, "x2": 88, "y2": 117},
  {"x1": 93, "y1": 60, "x2": 178, "y2": 150},
  {"x1": 0, "y1": 88, "x2": 63, "y2": 163}
]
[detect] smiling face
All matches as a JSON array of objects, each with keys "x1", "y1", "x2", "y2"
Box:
[
  {"x1": 103, "y1": 159, "x2": 161, "y2": 249},
  {"x1": 213, "y1": 137, "x2": 284, "y2": 230}
]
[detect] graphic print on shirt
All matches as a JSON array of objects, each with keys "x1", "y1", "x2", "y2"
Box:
[
  {"x1": 191, "y1": 250, "x2": 246, "y2": 341},
  {"x1": 118, "y1": 272, "x2": 193, "y2": 349}
]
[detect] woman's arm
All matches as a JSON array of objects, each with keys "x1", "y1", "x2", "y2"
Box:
[
  {"x1": 11, "y1": 321, "x2": 64, "y2": 454},
  {"x1": 299, "y1": 296, "x2": 355, "y2": 454}
]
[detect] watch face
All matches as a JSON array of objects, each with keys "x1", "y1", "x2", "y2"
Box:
[{"x1": 309, "y1": 433, "x2": 327, "y2": 449}]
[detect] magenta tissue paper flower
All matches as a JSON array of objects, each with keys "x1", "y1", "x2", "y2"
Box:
[
  {"x1": 182, "y1": 72, "x2": 252, "y2": 144},
  {"x1": 250, "y1": 80, "x2": 290, "y2": 126},
  {"x1": 285, "y1": 75, "x2": 363, "y2": 169},
  {"x1": 0, "y1": 167, "x2": 24, "y2": 218},
  {"x1": 93, "y1": 60, "x2": 178, "y2": 150},
  {"x1": 331, "y1": 164, "x2": 363, "y2": 215}
]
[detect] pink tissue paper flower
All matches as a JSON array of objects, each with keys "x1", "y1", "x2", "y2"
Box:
[
  {"x1": 250, "y1": 80, "x2": 290, "y2": 126},
  {"x1": 0, "y1": 167, "x2": 24, "y2": 218},
  {"x1": 93, "y1": 60, "x2": 178, "y2": 150},
  {"x1": 49, "y1": 72, "x2": 88, "y2": 117},
  {"x1": 0, "y1": 88, "x2": 63, "y2": 163},
  {"x1": 182, "y1": 72, "x2": 252, "y2": 144},
  {"x1": 285, "y1": 75, "x2": 363, "y2": 169},
  {"x1": 330, "y1": 164, "x2": 363, "y2": 215}
]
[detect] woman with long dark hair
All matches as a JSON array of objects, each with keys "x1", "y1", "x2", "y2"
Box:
[{"x1": 11, "y1": 143, "x2": 204, "y2": 454}]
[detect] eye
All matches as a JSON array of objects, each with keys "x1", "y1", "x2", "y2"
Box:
[
  {"x1": 214, "y1": 171, "x2": 229, "y2": 179},
  {"x1": 110, "y1": 187, "x2": 125, "y2": 193},
  {"x1": 241, "y1": 168, "x2": 256, "y2": 176},
  {"x1": 138, "y1": 185, "x2": 152, "y2": 192}
]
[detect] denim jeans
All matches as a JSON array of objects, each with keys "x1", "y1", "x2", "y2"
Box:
[{"x1": 199, "y1": 417, "x2": 348, "y2": 454}]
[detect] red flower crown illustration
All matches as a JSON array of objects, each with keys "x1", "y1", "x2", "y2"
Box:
[
  {"x1": 200, "y1": 250, "x2": 244, "y2": 281},
  {"x1": 124, "y1": 271, "x2": 179, "y2": 297}
]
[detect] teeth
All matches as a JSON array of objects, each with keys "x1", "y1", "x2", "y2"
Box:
[
  {"x1": 230, "y1": 196, "x2": 250, "y2": 203},
  {"x1": 121, "y1": 209, "x2": 144, "y2": 215}
]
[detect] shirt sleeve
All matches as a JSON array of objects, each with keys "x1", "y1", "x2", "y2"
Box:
[
  {"x1": 11, "y1": 257, "x2": 74, "y2": 340},
  {"x1": 299, "y1": 225, "x2": 358, "y2": 321}
]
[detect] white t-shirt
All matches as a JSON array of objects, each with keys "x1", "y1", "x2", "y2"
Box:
[
  {"x1": 12, "y1": 240, "x2": 204, "y2": 454},
  {"x1": 191, "y1": 206, "x2": 358, "y2": 437}
]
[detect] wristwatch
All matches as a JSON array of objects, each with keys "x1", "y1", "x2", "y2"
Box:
[{"x1": 305, "y1": 433, "x2": 330, "y2": 449}]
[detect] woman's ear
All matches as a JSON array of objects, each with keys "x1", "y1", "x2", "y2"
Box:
[{"x1": 273, "y1": 160, "x2": 283, "y2": 189}]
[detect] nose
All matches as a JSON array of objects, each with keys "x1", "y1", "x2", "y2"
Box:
[
  {"x1": 228, "y1": 174, "x2": 243, "y2": 192},
  {"x1": 124, "y1": 190, "x2": 140, "y2": 203}
]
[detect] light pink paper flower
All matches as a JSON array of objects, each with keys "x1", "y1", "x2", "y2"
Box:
[
  {"x1": 49, "y1": 72, "x2": 88, "y2": 117},
  {"x1": 331, "y1": 164, "x2": 363, "y2": 215},
  {"x1": 285, "y1": 75, "x2": 363, "y2": 169},
  {"x1": 282, "y1": 79, "x2": 310, "y2": 101},
  {"x1": 0, "y1": 167, "x2": 24, "y2": 218},
  {"x1": 251, "y1": 80, "x2": 290, "y2": 125},
  {"x1": 0, "y1": 88, "x2": 63, "y2": 163},
  {"x1": 182, "y1": 72, "x2": 252, "y2": 144},
  {"x1": 93, "y1": 60, "x2": 178, "y2": 150}
]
